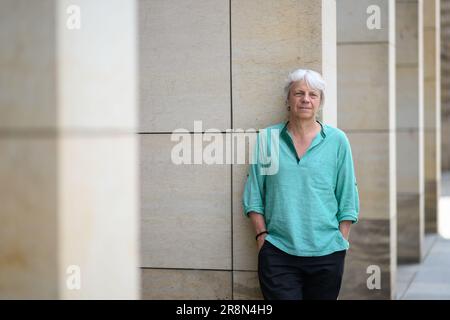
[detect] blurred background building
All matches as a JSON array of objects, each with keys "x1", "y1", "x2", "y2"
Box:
[{"x1": 1, "y1": 0, "x2": 449, "y2": 299}]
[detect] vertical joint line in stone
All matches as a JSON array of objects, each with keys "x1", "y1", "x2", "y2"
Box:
[{"x1": 229, "y1": 0, "x2": 234, "y2": 300}]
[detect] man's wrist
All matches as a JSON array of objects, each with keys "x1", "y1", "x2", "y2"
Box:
[{"x1": 255, "y1": 230, "x2": 268, "y2": 241}]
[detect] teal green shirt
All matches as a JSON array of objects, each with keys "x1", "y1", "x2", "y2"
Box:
[{"x1": 242, "y1": 120, "x2": 359, "y2": 257}]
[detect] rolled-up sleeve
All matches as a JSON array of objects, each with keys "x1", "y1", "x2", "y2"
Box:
[
  {"x1": 335, "y1": 133, "x2": 360, "y2": 224},
  {"x1": 242, "y1": 134, "x2": 266, "y2": 218}
]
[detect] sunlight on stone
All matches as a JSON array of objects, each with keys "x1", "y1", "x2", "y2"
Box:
[
  {"x1": 439, "y1": 172, "x2": 450, "y2": 239},
  {"x1": 439, "y1": 197, "x2": 450, "y2": 239}
]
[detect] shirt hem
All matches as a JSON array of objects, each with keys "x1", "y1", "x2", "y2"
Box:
[{"x1": 265, "y1": 236, "x2": 349, "y2": 257}]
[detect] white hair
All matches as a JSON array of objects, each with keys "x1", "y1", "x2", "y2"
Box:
[{"x1": 284, "y1": 69, "x2": 326, "y2": 107}]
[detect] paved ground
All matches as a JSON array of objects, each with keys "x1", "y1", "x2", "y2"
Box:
[{"x1": 397, "y1": 171, "x2": 450, "y2": 300}]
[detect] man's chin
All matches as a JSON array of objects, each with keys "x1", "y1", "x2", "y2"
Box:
[{"x1": 292, "y1": 113, "x2": 315, "y2": 121}]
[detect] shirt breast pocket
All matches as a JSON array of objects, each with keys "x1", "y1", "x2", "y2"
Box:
[{"x1": 306, "y1": 158, "x2": 336, "y2": 191}]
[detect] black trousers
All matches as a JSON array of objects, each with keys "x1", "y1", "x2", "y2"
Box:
[{"x1": 258, "y1": 240, "x2": 346, "y2": 300}]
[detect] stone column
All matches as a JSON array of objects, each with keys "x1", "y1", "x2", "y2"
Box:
[
  {"x1": 138, "y1": 0, "x2": 337, "y2": 300},
  {"x1": 396, "y1": 0, "x2": 424, "y2": 263},
  {"x1": 232, "y1": 0, "x2": 337, "y2": 299},
  {"x1": 139, "y1": 0, "x2": 233, "y2": 299},
  {"x1": 0, "y1": 0, "x2": 139, "y2": 299},
  {"x1": 337, "y1": 0, "x2": 397, "y2": 299},
  {"x1": 423, "y1": 0, "x2": 441, "y2": 234}
]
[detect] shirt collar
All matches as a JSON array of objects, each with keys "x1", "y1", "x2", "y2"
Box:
[{"x1": 281, "y1": 119, "x2": 327, "y2": 139}]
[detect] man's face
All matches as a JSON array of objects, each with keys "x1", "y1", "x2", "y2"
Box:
[{"x1": 287, "y1": 80, "x2": 321, "y2": 120}]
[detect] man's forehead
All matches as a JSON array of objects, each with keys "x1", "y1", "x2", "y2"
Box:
[{"x1": 291, "y1": 81, "x2": 320, "y2": 92}]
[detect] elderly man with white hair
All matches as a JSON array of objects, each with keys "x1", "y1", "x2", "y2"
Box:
[{"x1": 242, "y1": 68, "x2": 360, "y2": 300}]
